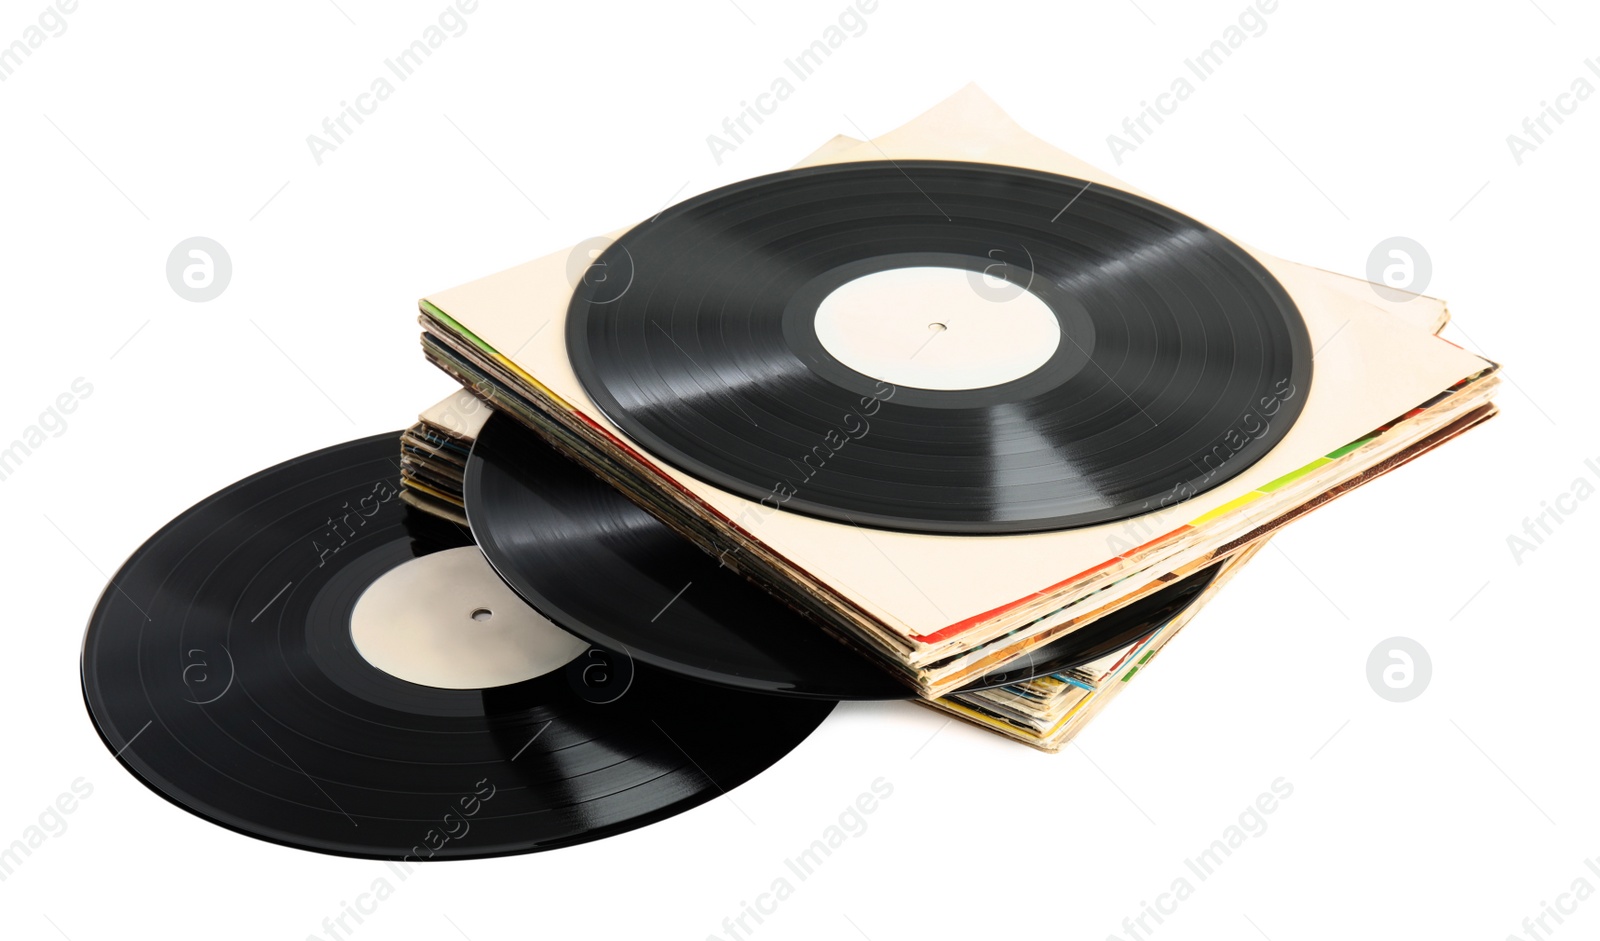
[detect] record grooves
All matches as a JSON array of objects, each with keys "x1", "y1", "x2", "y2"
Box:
[
  {"x1": 80, "y1": 433, "x2": 833, "y2": 860},
  {"x1": 567, "y1": 159, "x2": 1312, "y2": 535},
  {"x1": 466, "y1": 411, "x2": 1222, "y2": 699}
]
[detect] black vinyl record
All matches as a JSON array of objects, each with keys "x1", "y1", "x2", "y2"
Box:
[
  {"x1": 466, "y1": 411, "x2": 1221, "y2": 700},
  {"x1": 567, "y1": 160, "x2": 1311, "y2": 535},
  {"x1": 80, "y1": 433, "x2": 833, "y2": 860},
  {"x1": 964, "y1": 563, "x2": 1219, "y2": 689}
]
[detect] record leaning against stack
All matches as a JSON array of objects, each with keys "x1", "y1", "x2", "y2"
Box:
[
  {"x1": 565, "y1": 159, "x2": 1313, "y2": 535},
  {"x1": 465, "y1": 410, "x2": 1223, "y2": 699},
  {"x1": 80, "y1": 433, "x2": 834, "y2": 860}
]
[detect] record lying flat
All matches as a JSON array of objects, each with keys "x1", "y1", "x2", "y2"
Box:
[
  {"x1": 80, "y1": 433, "x2": 833, "y2": 860},
  {"x1": 466, "y1": 412, "x2": 1221, "y2": 700},
  {"x1": 567, "y1": 160, "x2": 1311, "y2": 535}
]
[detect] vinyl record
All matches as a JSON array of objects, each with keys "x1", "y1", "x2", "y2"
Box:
[
  {"x1": 964, "y1": 563, "x2": 1220, "y2": 689},
  {"x1": 466, "y1": 411, "x2": 1221, "y2": 700},
  {"x1": 567, "y1": 160, "x2": 1311, "y2": 535},
  {"x1": 80, "y1": 432, "x2": 834, "y2": 860}
]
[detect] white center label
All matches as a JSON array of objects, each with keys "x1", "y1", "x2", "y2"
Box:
[
  {"x1": 350, "y1": 547, "x2": 589, "y2": 690},
  {"x1": 813, "y1": 266, "x2": 1061, "y2": 391}
]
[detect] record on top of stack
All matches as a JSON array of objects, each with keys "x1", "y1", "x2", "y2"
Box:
[
  {"x1": 415, "y1": 86, "x2": 1500, "y2": 700},
  {"x1": 563, "y1": 158, "x2": 1314, "y2": 535},
  {"x1": 81, "y1": 432, "x2": 833, "y2": 859}
]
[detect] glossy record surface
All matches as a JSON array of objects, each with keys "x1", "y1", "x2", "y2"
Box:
[
  {"x1": 80, "y1": 432, "x2": 833, "y2": 860},
  {"x1": 566, "y1": 160, "x2": 1312, "y2": 535},
  {"x1": 466, "y1": 412, "x2": 1222, "y2": 700}
]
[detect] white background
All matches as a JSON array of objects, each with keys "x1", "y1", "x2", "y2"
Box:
[{"x1": 0, "y1": 1, "x2": 1593, "y2": 939}]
